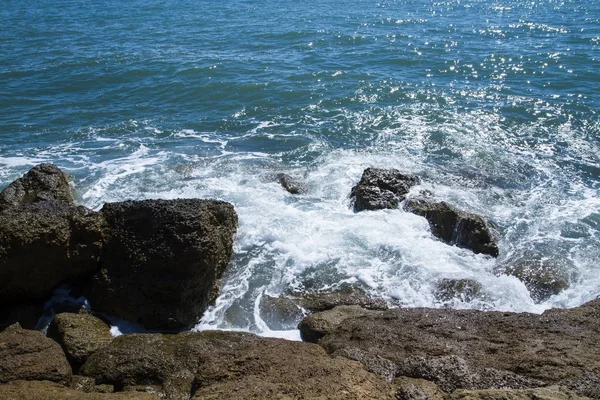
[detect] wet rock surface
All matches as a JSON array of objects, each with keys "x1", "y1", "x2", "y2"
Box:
[
  {"x1": 85, "y1": 199, "x2": 238, "y2": 330},
  {"x1": 80, "y1": 330, "x2": 395, "y2": 400},
  {"x1": 47, "y1": 313, "x2": 113, "y2": 371},
  {"x1": 0, "y1": 323, "x2": 72, "y2": 385},
  {"x1": 299, "y1": 299, "x2": 600, "y2": 397},
  {"x1": 404, "y1": 198, "x2": 499, "y2": 257},
  {"x1": 275, "y1": 172, "x2": 305, "y2": 194},
  {"x1": 351, "y1": 167, "x2": 421, "y2": 212},
  {"x1": 434, "y1": 279, "x2": 486, "y2": 302},
  {"x1": 0, "y1": 163, "x2": 74, "y2": 211}
]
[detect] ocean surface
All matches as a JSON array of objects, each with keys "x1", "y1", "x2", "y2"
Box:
[{"x1": 1, "y1": 0, "x2": 599, "y2": 338}]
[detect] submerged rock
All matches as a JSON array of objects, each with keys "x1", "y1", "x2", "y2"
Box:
[
  {"x1": 404, "y1": 198, "x2": 499, "y2": 257},
  {"x1": 351, "y1": 168, "x2": 421, "y2": 212},
  {"x1": 85, "y1": 199, "x2": 238, "y2": 330},
  {"x1": 434, "y1": 279, "x2": 485, "y2": 303},
  {"x1": 0, "y1": 202, "x2": 104, "y2": 303},
  {"x1": 299, "y1": 299, "x2": 600, "y2": 397},
  {"x1": 0, "y1": 163, "x2": 74, "y2": 211},
  {"x1": 0, "y1": 323, "x2": 72, "y2": 384},
  {"x1": 500, "y1": 256, "x2": 576, "y2": 302},
  {"x1": 275, "y1": 172, "x2": 305, "y2": 194},
  {"x1": 47, "y1": 312, "x2": 113, "y2": 371},
  {"x1": 0, "y1": 380, "x2": 160, "y2": 399},
  {"x1": 80, "y1": 330, "x2": 395, "y2": 400}
]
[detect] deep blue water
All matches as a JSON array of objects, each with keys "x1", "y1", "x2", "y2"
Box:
[{"x1": 1, "y1": 0, "x2": 600, "y2": 335}]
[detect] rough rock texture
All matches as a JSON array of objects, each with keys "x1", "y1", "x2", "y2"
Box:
[
  {"x1": 434, "y1": 279, "x2": 485, "y2": 302},
  {"x1": 351, "y1": 168, "x2": 420, "y2": 212},
  {"x1": 0, "y1": 380, "x2": 160, "y2": 399},
  {"x1": 47, "y1": 313, "x2": 113, "y2": 371},
  {"x1": 500, "y1": 256, "x2": 576, "y2": 302},
  {"x1": 0, "y1": 323, "x2": 71, "y2": 384},
  {"x1": 275, "y1": 172, "x2": 305, "y2": 194},
  {"x1": 450, "y1": 385, "x2": 592, "y2": 400},
  {"x1": 85, "y1": 199, "x2": 238, "y2": 330},
  {"x1": 0, "y1": 164, "x2": 74, "y2": 211},
  {"x1": 404, "y1": 198, "x2": 499, "y2": 257},
  {"x1": 394, "y1": 376, "x2": 447, "y2": 400},
  {"x1": 0, "y1": 202, "x2": 104, "y2": 303},
  {"x1": 80, "y1": 330, "x2": 395, "y2": 400},
  {"x1": 260, "y1": 285, "x2": 388, "y2": 330},
  {"x1": 299, "y1": 299, "x2": 600, "y2": 397}
]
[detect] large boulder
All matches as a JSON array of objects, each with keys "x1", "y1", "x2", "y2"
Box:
[
  {"x1": 0, "y1": 202, "x2": 104, "y2": 304},
  {"x1": 47, "y1": 313, "x2": 113, "y2": 371},
  {"x1": 0, "y1": 380, "x2": 160, "y2": 399},
  {"x1": 85, "y1": 199, "x2": 238, "y2": 330},
  {"x1": 0, "y1": 323, "x2": 72, "y2": 384},
  {"x1": 0, "y1": 163, "x2": 74, "y2": 211},
  {"x1": 299, "y1": 299, "x2": 600, "y2": 397},
  {"x1": 80, "y1": 330, "x2": 395, "y2": 400},
  {"x1": 404, "y1": 198, "x2": 499, "y2": 257},
  {"x1": 351, "y1": 168, "x2": 421, "y2": 212}
]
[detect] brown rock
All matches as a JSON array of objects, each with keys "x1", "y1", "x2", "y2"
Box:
[
  {"x1": 85, "y1": 199, "x2": 238, "y2": 330},
  {"x1": 0, "y1": 323, "x2": 71, "y2": 384},
  {"x1": 450, "y1": 385, "x2": 592, "y2": 400},
  {"x1": 0, "y1": 380, "x2": 159, "y2": 399},
  {"x1": 299, "y1": 299, "x2": 600, "y2": 397},
  {"x1": 394, "y1": 376, "x2": 447, "y2": 400},
  {"x1": 47, "y1": 313, "x2": 113, "y2": 371}
]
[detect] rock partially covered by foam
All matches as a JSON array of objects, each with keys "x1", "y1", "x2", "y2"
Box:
[
  {"x1": 0, "y1": 163, "x2": 74, "y2": 211},
  {"x1": 351, "y1": 168, "x2": 421, "y2": 212},
  {"x1": 85, "y1": 199, "x2": 238, "y2": 330},
  {"x1": 275, "y1": 172, "x2": 306, "y2": 194},
  {"x1": 404, "y1": 198, "x2": 499, "y2": 257}
]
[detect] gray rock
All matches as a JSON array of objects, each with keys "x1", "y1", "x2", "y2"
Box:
[
  {"x1": 275, "y1": 172, "x2": 305, "y2": 194},
  {"x1": 404, "y1": 198, "x2": 499, "y2": 257},
  {"x1": 435, "y1": 279, "x2": 485, "y2": 302},
  {"x1": 299, "y1": 299, "x2": 600, "y2": 397},
  {"x1": 351, "y1": 168, "x2": 420, "y2": 212},
  {"x1": 0, "y1": 164, "x2": 74, "y2": 211},
  {"x1": 450, "y1": 385, "x2": 592, "y2": 400},
  {"x1": 0, "y1": 323, "x2": 72, "y2": 384},
  {"x1": 0, "y1": 202, "x2": 104, "y2": 303},
  {"x1": 394, "y1": 376, "x2": 446, "y2": 400},
  {"x1": 47, "y1": 313, "x2": 113, "y2": 371},
  {"x1": 85, "y1": 199, "x2": 238, "y2": 330},
  {"x1": 500, "y1": 256, "x2": 576, "y2": 302}
]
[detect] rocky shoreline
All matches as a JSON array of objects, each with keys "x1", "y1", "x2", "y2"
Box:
[{"x1": 1, "y1": 164, "x2": 598, "y2": 399}]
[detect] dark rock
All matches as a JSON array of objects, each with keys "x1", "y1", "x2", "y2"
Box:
[
  {"x1": 351, "y1": 168, "x2": 420, "y2": 212},
  {"x1": 500, "y1": 256, "x2": 575, "y2": 302},
  {"x1": 0, "y1": 380, "x2": 160, "y2": 399},
  {"x1": 404, "y1": 198, "x2": 499, "y2": 257},
  {"x1": 0, "y1": 202, "x2": 104, "y2": 303},
  {"x1": 0, "y1": 323, "x2": 72, "y2": 384},
  {"x1": 450, "y1": 385, "x2": 590, "y2": 400},
  {"x1": 0, "y1": 164, "x2": 74, "y2": 211},
  {"x1": 275, "y1": 172, "x2": 305, "y2": 194},
  {"x1": 85, "y1": 199, "x2": 238, "y2": 330},
  {"x1": 0, "y1": 301, "x2": 45, "y2": 331},
  {"x1": 259, "y1": 295, "x2": 305, "y2": 331},
  {"x1": 434, "y1": 279, "x2": 485, "y2": 302},
  {"x1": 47, "y1": 313, "x2": 113, "y2": 371},
  {"x1": 299, "y1": 299, "x2": 600, "y2": 397},
  {"x1": 80, "y1": 330, "x2": 395, "y2": 400}
]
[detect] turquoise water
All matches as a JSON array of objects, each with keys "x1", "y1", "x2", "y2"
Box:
[{"x1": 1, "y1": 0, "x2": 600, "y2": 335}]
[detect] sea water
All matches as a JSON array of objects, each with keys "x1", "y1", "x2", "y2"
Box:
[{"x1": 1, "y1": 0, "x2": 599, "y2": 338}]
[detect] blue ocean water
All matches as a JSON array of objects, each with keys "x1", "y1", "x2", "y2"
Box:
[{"x1": 1, "y1": 0, "x2": 599, "y2": 336}]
